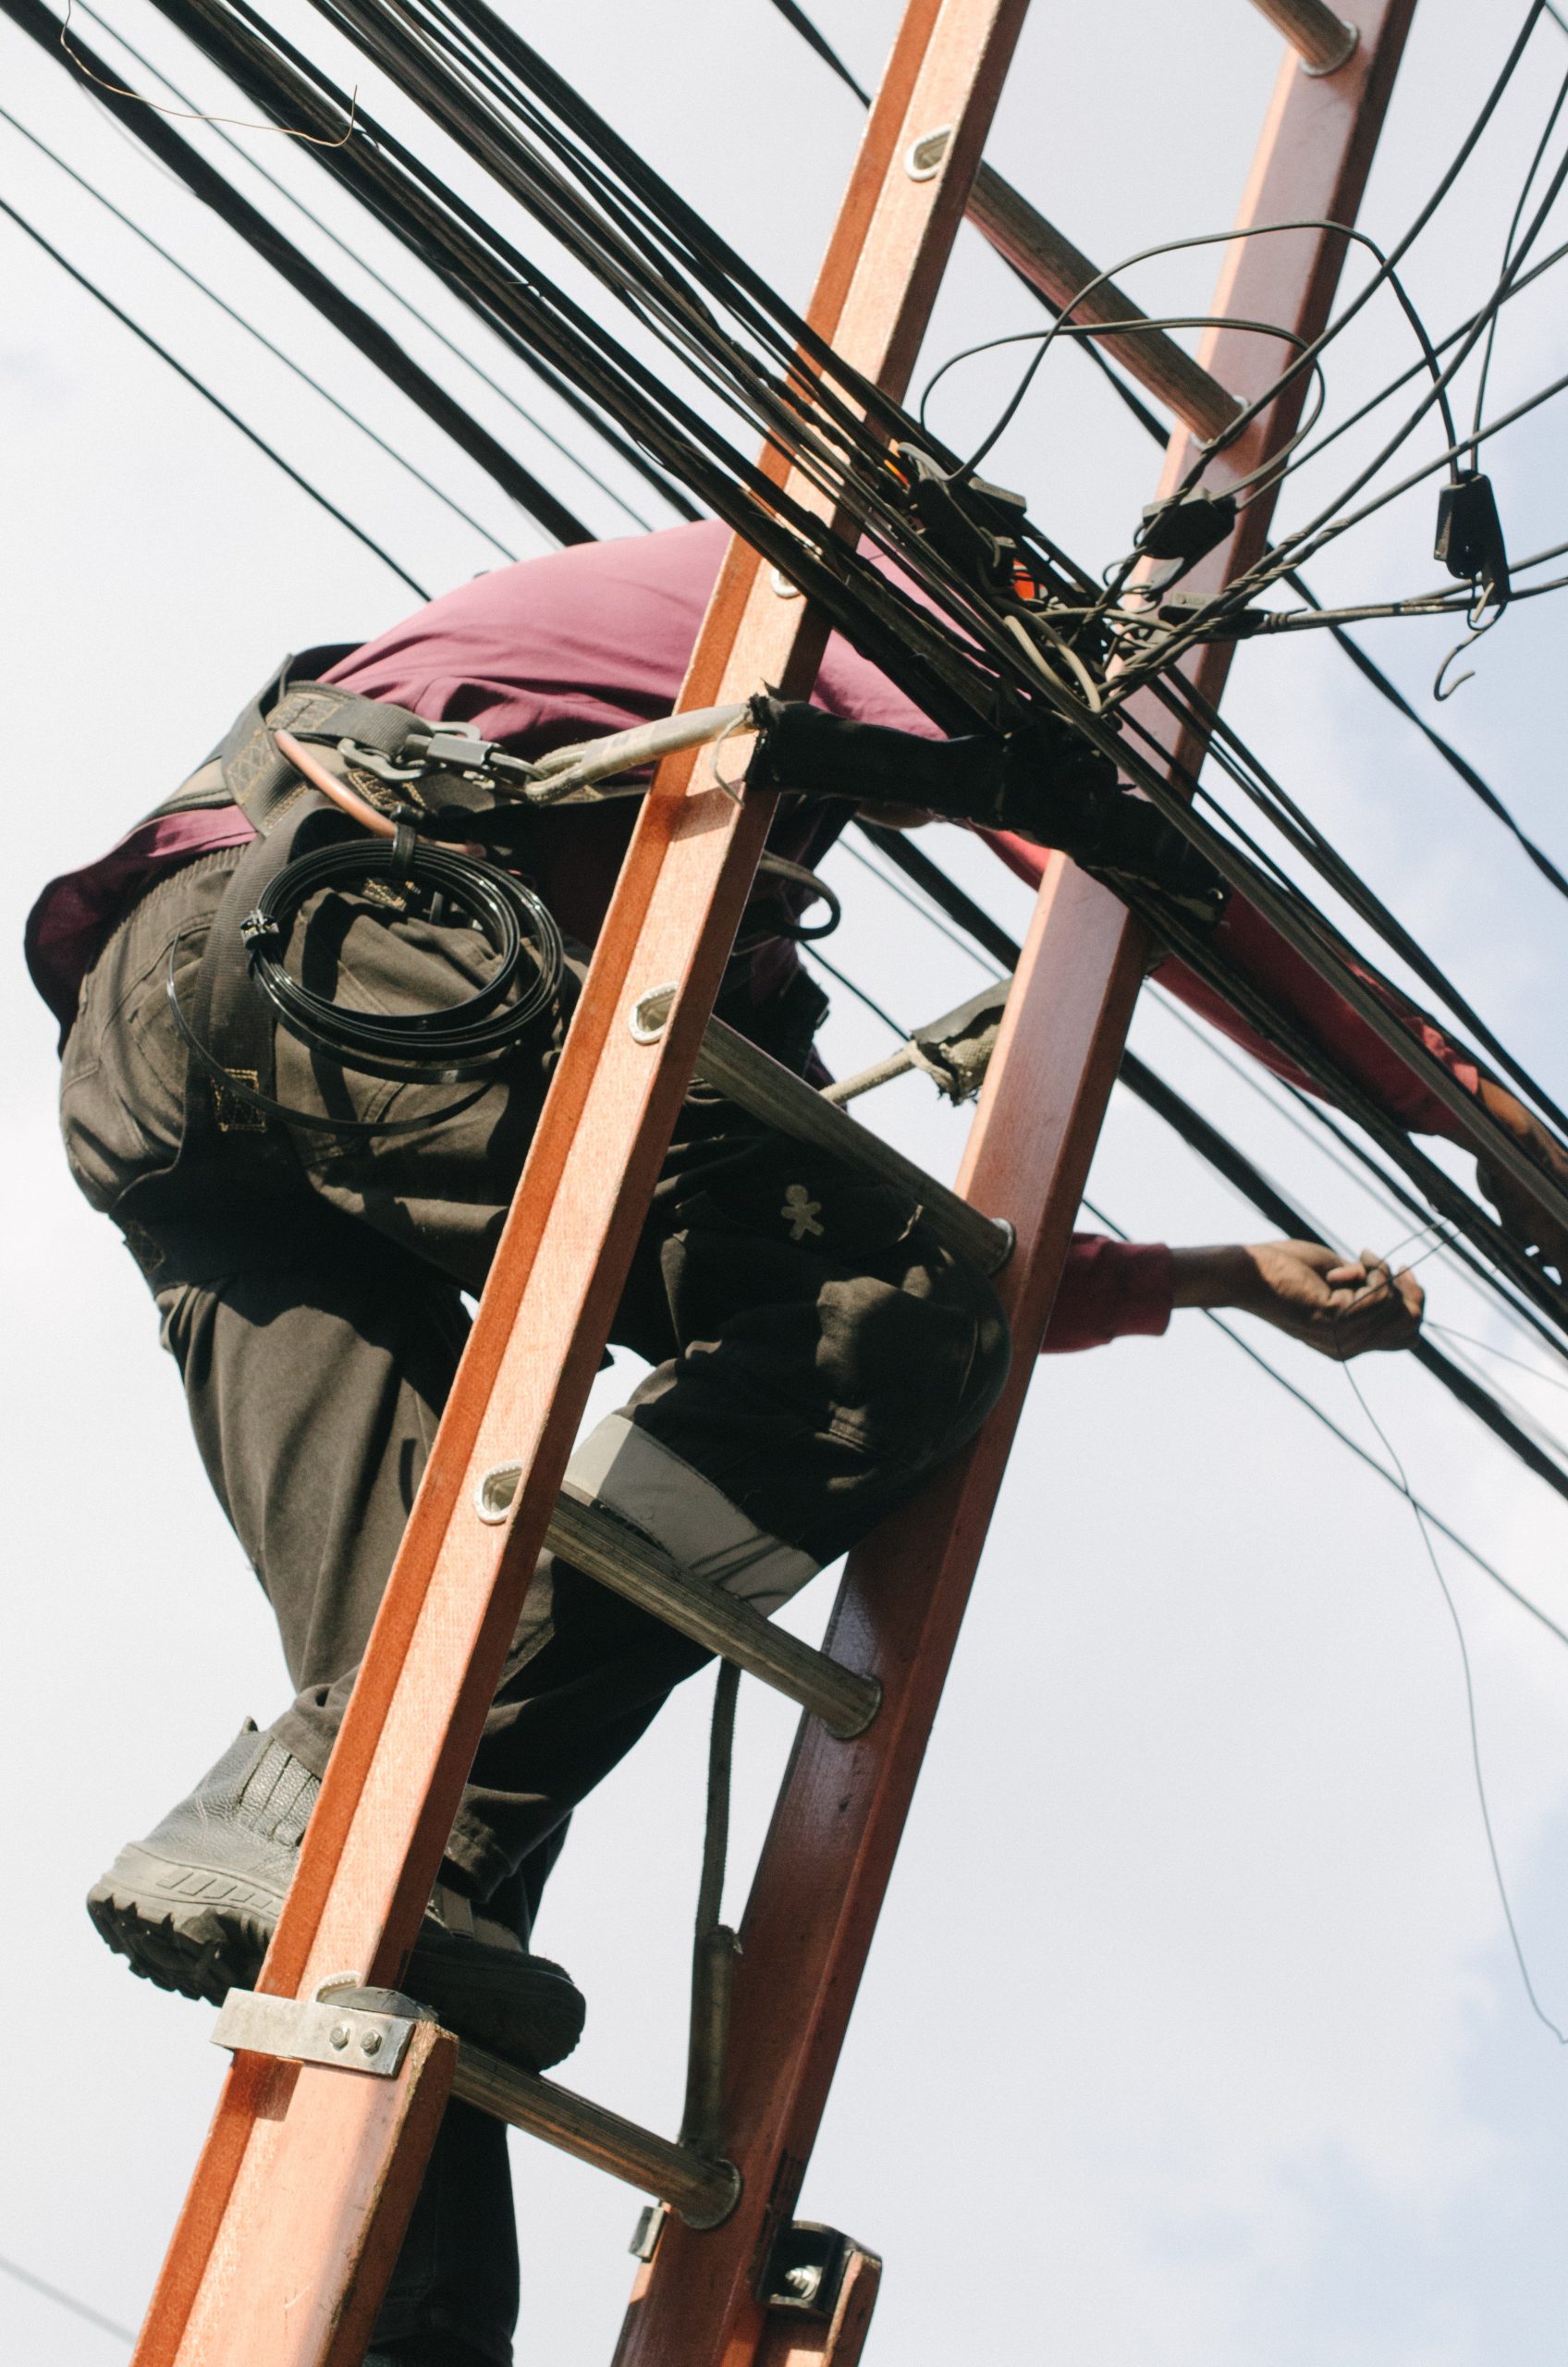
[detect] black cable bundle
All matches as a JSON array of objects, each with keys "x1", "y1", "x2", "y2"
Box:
[{"x1": 245, "y1": 833, "x2": 564, "y2": 1084}]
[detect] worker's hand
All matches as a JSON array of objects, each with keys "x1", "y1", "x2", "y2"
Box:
[
  {"x1": 1170, "y1": 1238, "x2": 1425, "y2": 1358},
  {"x1": 1475, "y1": 1079, "x2": 1568, "y2": 1282}
]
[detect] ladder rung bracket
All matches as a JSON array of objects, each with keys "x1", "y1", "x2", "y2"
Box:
[
  {"x1": 450, "y1": 2042, "x2": 741, "y2": 2230},
  {"x1": 1244, "y1": 0, "x2": 1359, "y2": 74},
  {"x1": 541, "y1": 1490, "x2": 882, "y2": 1739},
  {"x1": 967, "y1": 166, "x2": 1241, "y2": 443},
  {"x1": 673, "y1": 1007, "x2": 1014, "y2": 1277}
]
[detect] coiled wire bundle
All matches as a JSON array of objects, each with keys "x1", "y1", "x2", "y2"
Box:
[{"x1": 243, "y1": 830, "x2": 565, "y2": 1085}]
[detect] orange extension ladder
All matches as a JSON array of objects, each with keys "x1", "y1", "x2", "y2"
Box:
[{"x1": 124, "y1": 2, "x2": 1418, "y2": 2357}]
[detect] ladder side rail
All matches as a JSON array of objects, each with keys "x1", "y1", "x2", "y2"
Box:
[
  {"x1": 612, "y1": 10, "x2": 1418, "y2": 2362},
  {"x1": 129, "y1": 4, "x2": 1031, "y2": 2361}
]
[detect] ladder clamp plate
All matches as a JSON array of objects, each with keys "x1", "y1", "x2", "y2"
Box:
[{"x1": 211, "y1": 1986, "x2": 420, "y2": 2079}]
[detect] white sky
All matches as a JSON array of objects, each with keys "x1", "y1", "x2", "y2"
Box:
[{"x1": 5, "y1": 2, "x2": 1568, "y2": 2361}]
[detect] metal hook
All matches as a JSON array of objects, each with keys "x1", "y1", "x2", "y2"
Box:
[{"x1": 1433, "y1": 579, "x2": 1503, "y2": 702}]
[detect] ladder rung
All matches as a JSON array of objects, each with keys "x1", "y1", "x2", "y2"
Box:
[
  {"x1": 1243, "y1": 0, "x2": 1359, "y2": 75},
  {"x1": 451, "y1": 2040, "x2": 741, "y2": 2230},
  {"x1": 688, "y1": 1012, "x2": 1015, "y2": 1277},
  {"x1": 543, "y1": 1490, "x2": 882, "y2": 1739},
  {"x1": 967, "y1": 166, "x2": 1240, "y2": 444}
]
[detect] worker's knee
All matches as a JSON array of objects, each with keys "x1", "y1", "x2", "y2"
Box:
[{"x1": 817, "y1": 1242, "x2": 1011, "y2": 1476}]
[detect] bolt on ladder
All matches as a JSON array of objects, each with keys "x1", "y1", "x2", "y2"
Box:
[{"x1": 125, "y1": 4, "x2": 1417, "y2": 2362}]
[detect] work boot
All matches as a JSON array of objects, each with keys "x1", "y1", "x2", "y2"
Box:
[{"x1": 86, "y1": 1723, "x2": 584, "y2": 2072}]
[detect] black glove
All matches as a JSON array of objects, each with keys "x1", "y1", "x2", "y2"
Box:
[{"x1": 746, "y1": 695, "x2": 1224, "y2": 920}]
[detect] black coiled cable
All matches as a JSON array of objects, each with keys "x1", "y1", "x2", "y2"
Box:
[{"x1": 244, "y1": 831, "x2": 565, "y2": 1085}]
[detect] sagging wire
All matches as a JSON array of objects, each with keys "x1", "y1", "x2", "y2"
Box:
[
  {"x1": 1219, "y1": 232, "x2": 1568, "y2": 497},
  {"x1": 1472, "y1": 46, "x2": 1568, "y2": 449},
  {"x1": 1164, "y1": 3, "x2": 1550, "y2": 505},
  {"x1": 1103, "y1": 11, "x2": 1568, "y2": 686},
  {"x1": 1336, "y1": 1351, "x2": 1568, "y2": 2046},
  {"x1": 1151, "y1": 207, "x2": 1568, "y2": 678},
  {"x1": 0, "y1": 2248, "x2": 132, "y2": 2346},
  {"x1": 0, "y1": 99, "x2": 522, "y2": 561},
  {"x1": 0, "y1": 185, "x2": 430, "y2": 595},
  {"x1": 6, "y1": 0, "x2": 599, "y2": 547},
  {"x1": 74, "y1": 0, "x2": 668, "y2": 530},
  {"x1": 1077, "y1": 1187, "x2": 1568, "y2": 2042},
  {"x1": 59, "y1": 0, "x2": 359, "y2": 141},
  {"x1": 1074, "y1": 1193, "x2": 1568, "y2": 1652},
  {"x1": 918, "y1": 307, "x2": 1322, "y2": 468}
]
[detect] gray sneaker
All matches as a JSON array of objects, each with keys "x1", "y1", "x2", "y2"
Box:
[{"x1": 86, "y1": 1723, "x2": 584, "y2": 2072}]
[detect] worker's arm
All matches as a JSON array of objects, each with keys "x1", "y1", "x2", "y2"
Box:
[
  {"x1": 1170, "y1": 1238, "x2": 1424, "y2": 1356},
  {"x1": 746, "y1": 697, "x2": 1223, "y2": 919},
  {"x1": 1046, "y1": 1233, "x2": 1423, "y2": 1356}
]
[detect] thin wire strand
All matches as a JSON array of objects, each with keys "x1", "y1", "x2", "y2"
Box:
[
  {"x1": 0, "y1": 101, "x2": 519, "y2": 558},
  {"x1": 1427, "y1": 1321, "x2": 1568, "y2": 1394},
  {"x1": 1336, "y1": 1355, "x2": 1568, "y2": 2044},
  {"x1": 60, "y1": 0, "x2": 358, "y2": 143},
  {"x1": 0, "y1": 186, "x2": 429, "y2": 596},
  {"x1": 1078, "y1": 1196, "x2": 1568, "y2": 1650},
  {"x1": 75, "y1": 0, "x2": 659, "y2": 530},
  {"x1": 835, "y1": 840, "x2": 1007, "y2": 978},
  {"x1": 801, "y1": 944, "x2": 908, "y2": 1042},
  {"x1": 0, "y1": 2249, "x2": 133, "y2": 2344}
]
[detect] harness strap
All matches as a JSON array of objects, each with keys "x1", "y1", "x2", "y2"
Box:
[{"x1": 140, "y1": 646, "x2": 438, "y2": 833}]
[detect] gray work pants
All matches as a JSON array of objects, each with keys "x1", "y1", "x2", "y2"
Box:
[{"x1": 59, "y1": 840, "x2": 1009, "y2": 2361}]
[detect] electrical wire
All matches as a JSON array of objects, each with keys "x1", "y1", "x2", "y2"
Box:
[
  {"x1": 1475, "y1": 51, "x2": 1568, "y2": 439},
  {"x1": 0, "y1": 184, "x2": 430, "y2": 595},
  {"x1": 0, "y1": 2249, "x2": 133, "y2": 2345},
  {"x1": 1427, "y1": 1321, "x2": 1568, "y2": 1395},
  {"x1": 1336, "y1": 1352, "x2": 1568, "y2": 2045},
  {"x1": 761, "y1": 0, "x2": 1177, "y2": 449},
  {"x1": 860, "y1": 821, "x2": 1568, "y2": 1367},
  {"x1": 1076, "y1": 1195, "x2": 1568, "y2": 1650},
  {"x1": 4, "y1": 0, "x2": 596, "y2": 546},
  {"x1": 1170, "y1": 3, "x2": 1550, "y2": 497},
  {"x1": 73, "y1": 0, "x2": 674, "y2": 530},
  {"x1": 793, "y1": 907, "x2": 1568, "y2": 1655},
  {"x1": 0, "y1": 98, "x2": 521, "y2": 558}
]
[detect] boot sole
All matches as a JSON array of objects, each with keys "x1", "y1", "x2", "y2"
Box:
[
  {"x1": 88, "y1": 1846, "x2": 585, "y2": 2068},
  {"x1": 87, "y1": 1842, "x2": 282, "y2": 2007}
]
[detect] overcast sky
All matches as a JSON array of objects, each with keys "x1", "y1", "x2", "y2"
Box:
[{"x1": 5, "y1": 2, "x2": 1568, "y2": 2361}]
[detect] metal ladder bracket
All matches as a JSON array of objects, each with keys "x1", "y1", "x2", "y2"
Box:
[
  {"x1": 759, "y1": 2223, "x2": 863, "y2": 2320},
  {"x1": 210, "y1": 1983, "x2": 426, "y2": 2079}
]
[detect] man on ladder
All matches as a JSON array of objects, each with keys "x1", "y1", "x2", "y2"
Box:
[{"x1": 29, "y1": 524, "x2": 1424, "y2": 2367}]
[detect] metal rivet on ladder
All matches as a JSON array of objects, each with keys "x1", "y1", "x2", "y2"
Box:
[
  {"x1": 905, "y1": 126, "x2": 950, "y2": 179},
  {"x1": 630, "y1": 985, "x2": 677, "y2": 1044},
  {"x1": 475, "y1": 1463, "x2": 522, "y2": 1525}
]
